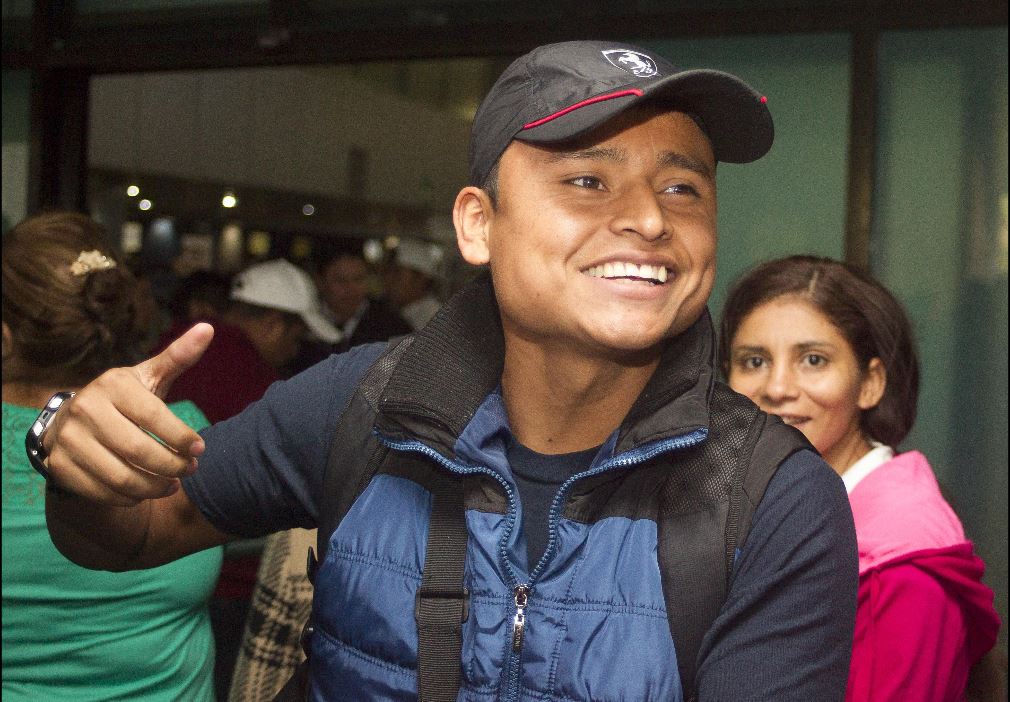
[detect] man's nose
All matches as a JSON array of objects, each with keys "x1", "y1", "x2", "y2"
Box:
[{"x1": 611, "y1": 184, "x2": 667, "y2": 242}]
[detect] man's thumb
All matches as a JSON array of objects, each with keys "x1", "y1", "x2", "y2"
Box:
[{"x1": 136, "y1": 322, "x2": 215, "y2": 398}]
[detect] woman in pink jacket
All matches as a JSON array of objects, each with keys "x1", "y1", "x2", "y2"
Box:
[{"x1": 719, "y1": 255, "x2": 1000, "y2": 700}]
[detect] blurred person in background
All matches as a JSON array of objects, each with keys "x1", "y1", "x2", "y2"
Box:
[
  {"x1": 382, "y1": 238, "x2": 445, "y2": 330},
  {"x1": 158, "y1": 259, "x2": 338, "y2": 423},
  {"x1": 166, "y1": 270, "x2": 233, "y2": 327},
  {"x1": 316, "y1": 239, "x2": 411, "y2": 349},
  {"x1": 154, "y1": 258, "x2": 340, "y2": 699},
  {"x1": 720, "y1": 255, "x2": 1002, "y2": 701},
  {"x1": 1, "y1": 211, "x2": 222, "y2": 701},
  {"x1": 286, "y1": 240, "x2": 411, "y2": 377}
]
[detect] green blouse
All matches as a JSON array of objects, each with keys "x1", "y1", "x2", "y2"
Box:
[{"x1": 2, "y1": 400, "x2": 223, "y2": 701}]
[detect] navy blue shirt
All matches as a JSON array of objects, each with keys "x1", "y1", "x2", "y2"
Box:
[
  {"x1": 183, "y1": 343, "x2": 857, "y2": 700},
  {"x1": 507, "y1": 440, "x2": 599, "y2": 569}
]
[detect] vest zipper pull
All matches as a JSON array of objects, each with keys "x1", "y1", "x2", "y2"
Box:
[{"x1": 512, "y1": 585, "x2": 529, "y2": 652}]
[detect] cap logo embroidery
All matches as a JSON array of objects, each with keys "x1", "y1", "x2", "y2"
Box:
[{"x1": 602, "y1": 49, "x2": 658, "y2": 78}]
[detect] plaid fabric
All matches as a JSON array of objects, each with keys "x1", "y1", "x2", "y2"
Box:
[{"x1": 228, "y1": 528, "x2": 316, "y2": 702}]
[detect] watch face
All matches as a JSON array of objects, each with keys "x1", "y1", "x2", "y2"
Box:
[{"x1": 27, "y1": 392, "x2": 75, "y2": 477}]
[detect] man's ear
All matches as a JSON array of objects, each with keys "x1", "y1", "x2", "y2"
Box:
[
  {"x1": 453, "y1": 186, "x2": 493, "y2": 266},
  {"x1": 858, "y1": 357, "x2": 887, "y2": 411}
]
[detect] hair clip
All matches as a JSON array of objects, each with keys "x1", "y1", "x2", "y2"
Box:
[{"x1": 70, "y1": 250, "x2": 117, "y2": 276}]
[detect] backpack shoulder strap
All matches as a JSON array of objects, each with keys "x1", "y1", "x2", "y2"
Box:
[
  {"x1": 414, "y1": 472, "x2": 469, "y2": 702},
  {"x1": 314, "y1": 336, "x2": 414, "y2": 566},
  {"x1": 660, "y1": 385, "x2": 810, "y2": 702},
  {"x1": 727, "y1": 411, "x2": 813, "y2": 575}
]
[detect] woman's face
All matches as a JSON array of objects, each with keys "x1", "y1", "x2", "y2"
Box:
[{"x1": 727, "y1": 295, "x2": 885, "y2": 474}]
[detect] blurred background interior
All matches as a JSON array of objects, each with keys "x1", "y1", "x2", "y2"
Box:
[{"x1": 3, "y1": 0, "x2": 1006, "y2": 654}]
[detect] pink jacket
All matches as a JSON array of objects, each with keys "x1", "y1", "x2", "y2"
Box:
[{"x1": 845, "y1": 451, "x2": 1000, "y2": 701}]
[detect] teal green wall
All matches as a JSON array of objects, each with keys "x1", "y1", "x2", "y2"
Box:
[
  {"x1": 875, "y1": 26, "x2": 1008, "y2": 645},
  {"x1": 642, "y1": 34, "x2": 850, "y2": 315}
]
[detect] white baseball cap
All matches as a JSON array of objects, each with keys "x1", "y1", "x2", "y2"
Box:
[
  {"x1": 395, "y1": 238, "x2": 444, "y2": 279},
  {"x1": 230, "y1": 259, "x2": 341, "y2": 343}
]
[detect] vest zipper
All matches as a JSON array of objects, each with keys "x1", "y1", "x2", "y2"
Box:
[
  {"x1": 379, "y1": 428, "x2": 708, "y2": 702},
  {"x1": 511, "y1": 584, "x2": 529, "y2": 651}
]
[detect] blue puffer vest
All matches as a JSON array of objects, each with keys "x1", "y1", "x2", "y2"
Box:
[{"x1": 305, "y1": 273, "x2": 806, "y2": 702}]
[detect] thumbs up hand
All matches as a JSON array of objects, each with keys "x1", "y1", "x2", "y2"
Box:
[{"x1": 42, "y1": 323, "x2": 215, "y2": 506}]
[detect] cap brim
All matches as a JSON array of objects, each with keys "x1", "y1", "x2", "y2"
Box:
[
  {"x1": 301, "y1": 310, "x2": 342, "y2": 344},
  {"x1": 516, "y1": 69, "x2": 773, "y2": 164}
]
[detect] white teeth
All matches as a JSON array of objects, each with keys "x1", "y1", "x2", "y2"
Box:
[{"x1": 584, "y1": 262, "x2": 670, "y2": 284}]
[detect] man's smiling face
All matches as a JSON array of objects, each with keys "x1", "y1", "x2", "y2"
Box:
[{"x1": 481, "y1": 106, "x2": 718, "y2": 359}]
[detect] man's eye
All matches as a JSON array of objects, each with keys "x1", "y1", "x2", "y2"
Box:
[
  {"x1": 664, "y1": 183, "x2": 699, "y2": 196},
  {"x1": 570, "y1": 176, "x2": 604, "y2": 190}
]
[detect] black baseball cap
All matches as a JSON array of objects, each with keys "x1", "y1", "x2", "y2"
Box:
[{"x1": 468, "y1": 40, "x2": 774, "y2": 186}]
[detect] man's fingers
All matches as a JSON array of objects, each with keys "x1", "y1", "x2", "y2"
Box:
[
  {"x1": 135, "y1": 322, "x2": 214, "y2": 399},
  {"x1": 47, "y1": 428, "x2": 182, "y2": 505},
  {"x1": 109, "y1": 374, "x2": 206, "y2": 460},
  {"x1": 90, "y1": 400, "x2": 200, "y2": 478},
  {"x1": 56, "y1": 379, "x2": 203, "y2": 474}
]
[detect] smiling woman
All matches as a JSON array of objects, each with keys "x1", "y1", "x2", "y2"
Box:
[{"x1": 719, "y1": 255, "x2": 1001, "y2": 701}]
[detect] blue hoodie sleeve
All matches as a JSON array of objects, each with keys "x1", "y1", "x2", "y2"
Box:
[
  {"x1": 181, "y1": 342, "x2": 387, "y2": 538},
  {"x1": 695, "y1": 449, "x2": 858, "y2": 701}
]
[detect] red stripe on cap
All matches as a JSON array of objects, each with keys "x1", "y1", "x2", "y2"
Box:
[{"x1": 522, "y1": 89, "x2": 645, "y2": 130}]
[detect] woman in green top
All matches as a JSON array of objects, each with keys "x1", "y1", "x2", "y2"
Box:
[{"x1": 2, "y1": 212, "x2": 222, "y2": 701}]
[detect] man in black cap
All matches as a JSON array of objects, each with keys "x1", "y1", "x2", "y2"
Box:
[{"x1": 36, "y1": 41, "x2": 856, "y2": 701}]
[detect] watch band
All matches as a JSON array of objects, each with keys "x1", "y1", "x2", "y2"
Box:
[{"x1": 25, "y1": 391, "x2": 76, "y2": 482}]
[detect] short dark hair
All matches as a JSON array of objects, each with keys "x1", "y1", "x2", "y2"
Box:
[
  {"x1": 169, "y1": 270, "x2": 232, "y2": 320},
  {"x1": 718, "y1": 255, "x2": 919, "y2": 447},
  {"x1": 313, "y1": 238, "x2": 366, "y2": 276},
  {"x1": 481, "y1": 160, "x2": 500, "y2": 209}
]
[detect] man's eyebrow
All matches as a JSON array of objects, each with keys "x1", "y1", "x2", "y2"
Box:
[
  {"x1": 545, "y1": 147, "x2": 714, "y2": 180},
  {"x1": 544, "y1": 146, "x2": 626, "y2": 164},
  {"x1": 658, "y1": 151, "x2": 714, "y2": 180}
]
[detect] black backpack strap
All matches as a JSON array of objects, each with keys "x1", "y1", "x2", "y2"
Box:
[
  {"x1": 728, "y1": 413, "x2": 812, "y2": 578},
  {"x1": 415, "y1": 472, "x2": 470, "y2": 702},
  {"x1": 661, "y1": 391, "x2": 811, "y2": 702}
]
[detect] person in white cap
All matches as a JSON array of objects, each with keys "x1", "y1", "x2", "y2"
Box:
[
  {"x1": 228, "y1": 259, "x2": 342, "y2": 368},
  {"x1": 384, "y1": 238, "x2": 445, "y2": 330},
  {"x1": 159, "y1": 258, "x2": 341, "y2": 425}
]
